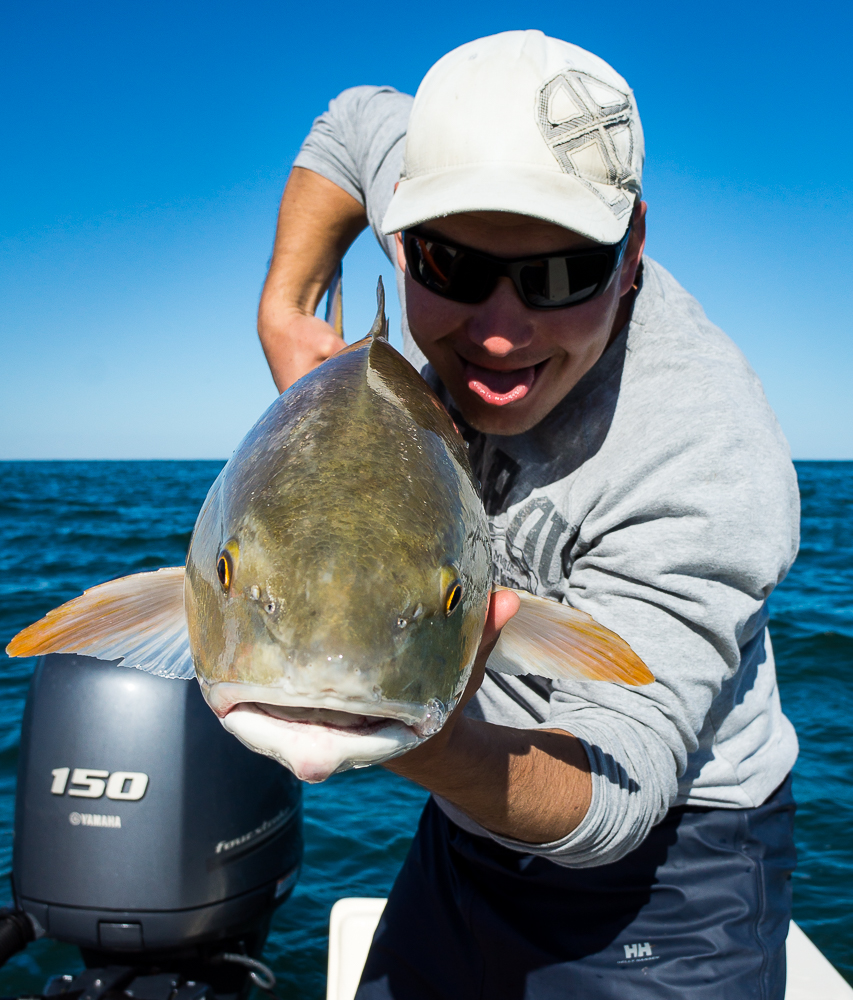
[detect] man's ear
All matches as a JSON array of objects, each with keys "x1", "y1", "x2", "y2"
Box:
[
  {"x1": 390, "y1": 182, "x2": 407, "y2": 272},
  {"x1": 394, "y1": 230, "x2": 406, "y2": 272},
  {"x1": 621, "y1": 200, "x2": 647, "y2": 295}
]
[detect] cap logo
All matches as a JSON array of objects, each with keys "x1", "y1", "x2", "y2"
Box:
[{"x1": 536, "y1": 71, "x2": 636, "y2": 220}]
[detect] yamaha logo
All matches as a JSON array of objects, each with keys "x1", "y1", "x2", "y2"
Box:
[
  {"x1": 50, "y1": 767, "x2": 149, "y2": 801},
  {"x1": 69, "y1": 811, "x2": 121, "y2": 829}
]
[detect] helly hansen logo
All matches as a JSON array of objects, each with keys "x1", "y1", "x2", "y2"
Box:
[
  {"x1": 624, "y1": 942, "x2": 653, "y2": 959},
  {"x1": 617, "y1": 941, "x2": 659, "y2": 965}
]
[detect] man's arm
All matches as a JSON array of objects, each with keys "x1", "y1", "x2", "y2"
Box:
[
  {"x1": 258, "y1": 167, "x2": 368, "y2": 393},
  {"x1": 385, "y1": 589, "x2": 593, "y2": 845}
]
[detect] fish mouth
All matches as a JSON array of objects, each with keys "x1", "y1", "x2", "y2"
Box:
[
  {"x1": 203, "y1": 681, "x2": 447, "y2": 783},
  {"x1": 247, "y1": 702, "x2": 400, "y2": 736},
  {"x1": 217, "y1": 701, "x2": 422, "y2": 784},
  {"x1": 205, "y1": 681, "x2": 434, "y2": 730}
]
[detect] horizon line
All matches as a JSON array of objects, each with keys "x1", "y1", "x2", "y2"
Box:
[{"x1": 0, "y1": 457, "x2": 851, "y2": 464}]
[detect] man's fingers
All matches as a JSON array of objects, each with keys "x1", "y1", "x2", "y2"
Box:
[
  {"x1": 262, "y1": 313, "x2": 347, "y2": 393},
  {"x1": 464, "y1": 589, "x2": 521, "y2": 699},
  {"x1": 483, "y1": 588, "x2": 521, "y2": 648}
]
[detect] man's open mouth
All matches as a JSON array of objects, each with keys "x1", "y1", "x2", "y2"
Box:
[{"x1": 462, "y1": 360, "x2": 546, "y2": 406}]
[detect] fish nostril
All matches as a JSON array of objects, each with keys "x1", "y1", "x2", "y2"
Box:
[{"x1": 264, "y1": 601, "x2": 276, "y2": 614}]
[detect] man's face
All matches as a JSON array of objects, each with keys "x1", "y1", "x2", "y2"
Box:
[{"x1": 395, "y1": 203, "x2": 646, "y2": 436}]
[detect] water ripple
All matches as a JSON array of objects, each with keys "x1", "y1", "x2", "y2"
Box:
[{"x1": 0, "y1": 459, "x2": 849, "y2": 993}]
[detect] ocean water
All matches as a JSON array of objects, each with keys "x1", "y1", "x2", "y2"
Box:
[{"x1": 0, "y1": 459, "x2": 850, "y2": 996}]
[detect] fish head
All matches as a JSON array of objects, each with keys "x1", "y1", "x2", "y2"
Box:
[{"x1": 184, "y1": 334, "x2": 491, "y2": 781}]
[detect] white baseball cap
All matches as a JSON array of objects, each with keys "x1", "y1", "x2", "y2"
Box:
[{"x1": 381, "y1": 30, "x2": 644, "y2": 245}]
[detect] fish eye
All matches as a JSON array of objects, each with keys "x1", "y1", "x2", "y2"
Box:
[
  {"x1": 440, "y1": 565, "x2": 463, "y2": 617},
  {"x1": 216, "y1": 540, "x2": 239, "y2": 591},
  {"x1": 445, "y1": 581, "x2": 463, "y2": 616},
  {"x1": 216, "y1": 551, "x2": 233, "y2": 590}
]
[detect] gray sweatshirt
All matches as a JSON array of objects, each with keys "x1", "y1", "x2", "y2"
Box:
[{"x1": 294, "y1": 85, "x2": 800, "y2": 867}]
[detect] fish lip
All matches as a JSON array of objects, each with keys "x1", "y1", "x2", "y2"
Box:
[
  {"x1": 230, "y1": 702, "x2": 404, "y2": 738},
  {"x1": 204, "y1": 681, "x2": 431, "y2": 729},
  {"x1": 220, "y1": 703, "x2": 422, "y2": 782}
]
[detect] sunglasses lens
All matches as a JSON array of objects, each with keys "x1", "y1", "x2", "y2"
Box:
[
  {"x1": 518, "y1": 253, "x2": 610, "y2": 308},
  {"x1": 406, "y1": 235, "x2": 496, "y2": 304},
  {"x1": 405, "y1": 232, "x2": 624, "y2": 309}
]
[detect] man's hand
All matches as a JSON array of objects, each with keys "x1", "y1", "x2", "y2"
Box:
[
  {"x1": 258, "y1": 167, "x2": 368, "y2": 393},
  {"x1": 445, "y1": 587, "x2": 521, "y2": 717},
  {"x1": 259, "y1": 310, "x2": 345, "y2": 394},
  {"x1": 384, "y1": 589, "x2": 592, "y2": 845}
]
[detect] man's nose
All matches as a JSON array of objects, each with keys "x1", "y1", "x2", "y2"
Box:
[{"x1": 465, "y1": 278, "x2": 534, "y2": 357}]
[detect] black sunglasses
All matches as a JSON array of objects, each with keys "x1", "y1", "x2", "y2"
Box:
[{"x1": 403, "y1": 225, "x2": 631, "y2": 311}]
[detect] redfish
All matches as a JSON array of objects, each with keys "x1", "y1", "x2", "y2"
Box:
[{"x1": 7, "y1": 281, "x2": 652, "y2": 782}]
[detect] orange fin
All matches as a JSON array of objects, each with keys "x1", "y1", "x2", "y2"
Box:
[
  {"x1": 6, "y1": 567, "x2": 194, "y2": 680},
  {"x1": 488, "y1": 588, "x2": 654, "y2": 686}
]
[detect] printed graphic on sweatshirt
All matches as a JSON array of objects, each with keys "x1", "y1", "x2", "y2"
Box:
[
  {"x1": 466, "y1": 438, "x2": 578, "y2": 594},
  {"x1": 495, "y1": 496, "x2": 574, "y2": 592}
]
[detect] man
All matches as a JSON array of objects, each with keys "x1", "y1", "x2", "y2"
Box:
[{"x1": 258, "y1": 31, "x2": 799, "y2": 1000}]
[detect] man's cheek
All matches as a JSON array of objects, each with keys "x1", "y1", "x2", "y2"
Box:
[{"x1": 406, "y1": 285, "x2": 464, "y2": 347}]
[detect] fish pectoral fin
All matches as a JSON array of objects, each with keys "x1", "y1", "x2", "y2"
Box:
[
  {"x1": 5, "y1": 567, "x2": 195, "y2": 681},
  {"x1": 487, "y1": 588, "x2": 654, "y2": 686}
]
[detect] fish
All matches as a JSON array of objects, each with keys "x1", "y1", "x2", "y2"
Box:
[{"x1": 6, "y1": 278, "x2": 653, "y2": 783}]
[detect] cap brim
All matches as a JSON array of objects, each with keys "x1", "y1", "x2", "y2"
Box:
[{"x1": 381, "y1": 165, "x2": 633, "y2": 245}]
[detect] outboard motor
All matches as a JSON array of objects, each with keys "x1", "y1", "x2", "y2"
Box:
[{"x1": 6, "y1": 654, "x2": 303, "y2": 999}]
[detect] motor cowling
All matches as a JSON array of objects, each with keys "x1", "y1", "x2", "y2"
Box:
[{"x1": 12, "y1": 654, "x2": 303, "y2": 957}]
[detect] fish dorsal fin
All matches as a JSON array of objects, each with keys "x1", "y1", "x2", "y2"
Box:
[
  {"x1": 368, "y1": 276, "x2": 389, "y2": 342},
  {"x1": 487, "y1": 588, "x2": 654, "y2": 686},
  {"x1": 325, "y1": 262, "x2": 344, "y2": 337},
  {"x1": 5, "y1": 567, "x2": 195, "y2": 680}
]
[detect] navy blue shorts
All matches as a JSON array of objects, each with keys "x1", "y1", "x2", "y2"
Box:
[{"x1": 356, "y1": 776, "x2": 795, "y2": 1000}]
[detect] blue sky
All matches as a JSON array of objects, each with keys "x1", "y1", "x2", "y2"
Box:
[{"x1": 2, "y1": 0, "x2": 850, "y2": 459}]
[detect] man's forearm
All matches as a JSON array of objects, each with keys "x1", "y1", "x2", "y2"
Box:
[
  {"x1": 258, "y1": 167, "x2": 368, "y2": 392},
  {"x1": 386, "y1": 717, "x2": 592, "y2": 844}
]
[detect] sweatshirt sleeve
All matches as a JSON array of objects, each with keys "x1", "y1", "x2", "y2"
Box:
[
  {"x1": 484, "y1": 266, "x2": 800, "y2": 866},
  {"x1": 293, "y1": 85, "x2": 412, "y2": 260}
]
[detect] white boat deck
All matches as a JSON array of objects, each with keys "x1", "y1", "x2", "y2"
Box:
[{"x1": 326, "y1": 897, "x2": 853, "y2": 1000}]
